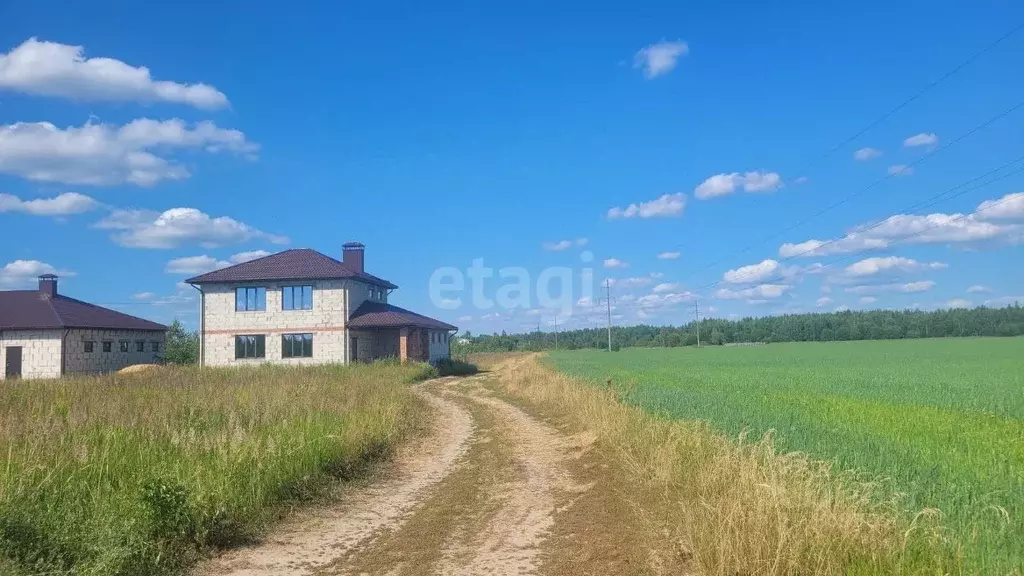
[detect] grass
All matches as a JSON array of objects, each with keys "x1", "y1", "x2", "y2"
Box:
[
  {"x1": 547, "y1": 338, "x2": 1024, "y2": 574},
  {"x1": 0, "y1": 361, "x2": 436, "y2": 576},
  {"x1": 480, "y1": 353, "x2": 929, "y2": 575}
]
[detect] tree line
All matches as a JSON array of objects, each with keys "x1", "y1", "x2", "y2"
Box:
[{"x1": 453, "y1": 303, "x2": 1024, "y2": 353}]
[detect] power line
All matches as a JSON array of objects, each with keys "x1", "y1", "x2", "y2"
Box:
[{"x1": 680, "y1": 97, "x2": 1024, "y2": 282}]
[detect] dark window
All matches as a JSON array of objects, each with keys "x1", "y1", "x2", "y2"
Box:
[
  {"x1": 235, "y1": 287, "x2": 266, "y2": 311},
  {"x1": 136, "y1": 341, "x2": 145, "y2": 352},
  {"x1": 102, "y1": 341, "x2": 112, "y2": 353},
  {"x1": 282, "y1": 333, "x2": 313, "y2": 358},
  {"x1": 84, "y1": 341, "x2": 94, "y2": 353},
  {"x1": 282, "y1": 285, "x2": 313, "y2": 310},
  {"x1": 119, "y1": 341, "x2": 130, "y2": 353},
  {"x1": 235, "y1": 335, "x2": 266, "y2": 359},
  {"x1": 151, "y1": 341, "x2": 160, "y2": 353}
]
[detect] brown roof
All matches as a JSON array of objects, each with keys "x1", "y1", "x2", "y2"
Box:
[
  {"x1": 0, "y1": 291, "x2": 167, "y2": 331},
  {"x1": 348, "y1": 301, "x2": 457, "y2": 331},
  {"x1": 185, "y1": 248, "x2": 398, "y2": 288}
]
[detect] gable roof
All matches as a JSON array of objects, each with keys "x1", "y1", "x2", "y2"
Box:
[
  {"x1": 348, "y1": 301, "x2": 457, "y2": 331},
  {"x1": 185, "y1": 249, "x2": 398, "y2": 288},
  {"x1": 0, "y1": 291, "x2": 167, "y2": 331}
]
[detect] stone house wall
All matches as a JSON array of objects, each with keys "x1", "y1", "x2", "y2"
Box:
[
  {"x1": 0, "y1": 329, "x2": 62, "y2": 380},
  {"x1": 64, "y1": 329, "x2": 165, "y2": 374}
]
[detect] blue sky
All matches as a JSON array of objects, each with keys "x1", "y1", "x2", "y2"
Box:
[{"x1": 1, "y1": 0, "x2": 1022, "y2": 334}]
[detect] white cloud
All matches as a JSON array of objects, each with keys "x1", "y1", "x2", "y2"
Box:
[
  {"x1": 0, "y1": 38, "x2": 228, "y2": 109},
  {"x1": 715, "y1": 283, "x2": 792, "y2": 300},
  {"x1": 633, "y1": 40, "x2": 689, "y2": 79},
  {"x1": 944, "y1": 299, "x2": 971, "y2": 309},
  {"x1": 96, "y1": 207, "x2": 289, "y2": 249},
  {"x1": 542, "y1": 240, "x2": 572, "y2": 251},
  {"x1": 0, "y1": 118, "x2": 257, "y2": 186},
  {"x1": 0, "y1": 259, "x2": 74, "y2": 288},
  {"x1": 652, "y1": 282, "x2": 679, "y2": 293},
  {"x1": 604, "y1": 258, "x2": 629, "y2": 269},
  {"x1": 457, "y1": 315, "x2": 473, "y2": 322},
  {"x1": 976, "y1": 192, "x2": 1024, "y2": 220},
  {"x1": 131, "y1": 292, "x2": 155, "y2": 301},
  {"x1": 779, "y1": 194, "x2": 1024, "y2": 258},
  {"x1": 841, "y1": 256, "x2": 946, "y2": 278},
  {"x1": 966, "y1": 285, "x2": 992, "y2": 294},
  {"x1": 904, "y1": 132, "x2": 938, "y2": 148},
  {"x1": 0, "y1": 191, "x2": 98, "y2": 216},
  {"x1": 636, "y1": 291, "x2": 695, "y2": 309},
  {"x1": 607, "y1": 276, "x2": 650, "y2": 289},
  {"x1": 845, "y1": 280, "x2": 935, "y2": 295},
  {"x1": 816, "y1": 296, "x2": 833, "y2": 307},
  {"x1": 576, "y1": 296, "x2": 595, "y2": 308},
  {"x1": 165, "y1": 250, "x2": 272, "y2": 275},
  {"x1": 835, "y1": 305, "x2": 850, "y2": 312},
  {"x1": 723, "y1": 259, "x2": 780, "y2": 284},
  {"x1": 853, "y1": 147, "x2": 882, "y2": 161},
  {"x1": 607, "y1": 192, "x2": 686, "y2": 219},
  {"x1": 984, "y1": 295, "x2": 1024, "y2": 307},
  {"x1": 888, "y1": 164, "x2": 913, "y2": 177},
  {"x1": 694, "y1": 171, "x2": 783, "y2": 199},
  {"x1": 859, "y1": 296, "x2": 877, "y2": 304},
  {"x1": 657, "y1": 251, "x2": 681, "y2": 260}
]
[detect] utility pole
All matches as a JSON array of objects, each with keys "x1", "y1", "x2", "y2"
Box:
[
  {"x1": 694, "y1": 299, "x2": 701, "y2": 348},
  {"x1": 553, "y1": 315, "x2": 559, "y2": 350},
  {"x1": 604, "y1": 280, "x2": 613, "y2": 351}
]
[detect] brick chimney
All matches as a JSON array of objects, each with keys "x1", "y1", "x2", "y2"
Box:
[
  {"x1": 38, "y1": 274, "x2": 58, "y2": 297},
  {"x1": 343, "y1": 242, "x2": 365, "y2": 274}
]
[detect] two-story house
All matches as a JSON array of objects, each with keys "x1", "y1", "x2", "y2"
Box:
[{"x1": 185, "y1": 243, "x2": 456, "y2": 366}]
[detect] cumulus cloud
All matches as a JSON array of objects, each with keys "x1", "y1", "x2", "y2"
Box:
[
  {"x1": 607, "y1": 276, "x2": 651, "y2": 289},
  {"x1": 694, "y1": 171, "x2": 783, "y2": 199},
  {"x1": 859, "y1": 296, "x2": 877, "y2": 304},
  {"x1": 633, "y1": 40, "x2": 689, "y2": 79},
  {"x1": 715, "y1": 283, "x2": 792, "y2": 300},
  {"x1": 657, "y1": 251, "x2": 681, "y2": 260},
  {"x1": 0, "y1": 38, "x2": 228, "y2": 109},
  {"x1": 652, "y1": 282, "x2": 679, "y2": 293},
  {"x1": 722, "y1": 259, "x2": 822, "y2": 285},
  {"x1": 841, "y1": 256, "x2": 947, "y2": 278},
  {"x1": 96, "y1": 207, "x2": 288, "y2": 249},
  {"x1": 779, "y1": 193, "x2": 1024, "y2": 258},
  {"x1": 542, "y1": 238, "x2": 588, "y2": 251},
  {"x1": 853, "y1": 147, "x2": 882, "y2": 161},
  {"x1": 0, "y1": 259, "x2": 74, "y2": 288},
  {"x1": 0, "y1": 191, "x2": 98, "y2": 216},
  {"x1": 944, "y1": 299, "x2": 971, "y2": 309},
  {"x1": 888, "y1": 164, "x2": 913, "y2": 177},
  {"x1": 636, "y1": 291, "x2": 696, "y2": 309},
  {"x1": 0, "y1": 118, "x2": 257, "y2": 186},
  {"x1": 984, "y1": 295, "x2": 1024, "y2": 307},
  {"x1": 816, "y1": 296, "x2": 833, "y2": 307},
  {"x1": 966, "y1": 285, "x2": 992, "y2": 293},
  {"x1": 165, "y1": 249, "x2": 271, "y2": 275},
  {"x1": 603, "y1": 258, "x2": 629, "y2": 269},
  {"x1": 845, "y1": 281, "x2": 935, "y2": 295},
  {"x1": 131, "y1": 292, "x2": 155, "y2": 301},
  {"x1": 904, "y1": 132, "x2": 938, "y2": 148},
  {"x1": 607, "y1": 192, "x2": 686, "y2": 219}
]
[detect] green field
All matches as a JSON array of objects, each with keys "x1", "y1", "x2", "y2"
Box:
[{"x1": 547, "y1": 338, "x2": 1024, "y2": 573}]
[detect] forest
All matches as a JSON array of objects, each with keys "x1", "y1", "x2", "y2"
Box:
[{"x1": 454, "y1": 303, "x2": 1024, "y2": 353}]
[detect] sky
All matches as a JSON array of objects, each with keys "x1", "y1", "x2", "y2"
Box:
[{"x1": 1, "y1": 0, "x2": 1023, "y2": 335}]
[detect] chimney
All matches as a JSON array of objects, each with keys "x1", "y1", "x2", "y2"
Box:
[
  {"x1": 38, "y1": 274, "x2": 58, "y2": 298},
  {"x1": 343, "y1": 242, "x2": 365, "y2": 274}
]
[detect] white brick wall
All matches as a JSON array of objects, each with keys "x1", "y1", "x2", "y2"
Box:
[
  {"x1": 200, "y1": 279, "x2": 388, "y2": 367},
  {"x1": 0, "y1": 329, "x2": 62, "y2": 380},
  {"x1": 428, "y1": 330, "x2": 451, "y2": 362},
  {"x1": 64, "y1": 329, "x2": 165, "y2": 374}
]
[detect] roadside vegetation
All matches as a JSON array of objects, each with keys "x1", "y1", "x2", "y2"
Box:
[
  {"x1": 545, "y1": 338, "x2": 1024, "y2": 574},
  {"x1": 0, "y1": 361, "x2": 437, "y2": 576}
]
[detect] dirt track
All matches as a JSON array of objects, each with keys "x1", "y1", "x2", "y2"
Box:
[{"x1": 196, "y1": 366, "x2": 653, "y2": 576}]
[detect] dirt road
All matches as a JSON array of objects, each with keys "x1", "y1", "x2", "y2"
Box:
[{"x1": 196, "y1": 368, "x2": 653, "y2": 576}]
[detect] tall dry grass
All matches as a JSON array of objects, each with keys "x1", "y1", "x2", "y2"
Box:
[
  {"x1": 0, "y1": 362, "x2": 433, "y2": 576},
  {"x1": 484, "y1": 353, "x2": 949, "y2": 575}
]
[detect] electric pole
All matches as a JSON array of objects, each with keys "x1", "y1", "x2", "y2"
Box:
[
  {"x1": 694, "y1": 299, "x2": 701, "y2": 348},
  {"x1": 553, "y1": 315, "x2": 559, "y2": 350},
  {"x1": 604, "y1": 280, "x2": 613, "y2": 351}
]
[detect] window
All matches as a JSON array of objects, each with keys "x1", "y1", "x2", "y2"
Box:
[
  {"x1": 235, "y1": 287, "x2": 266, "y2": 311},
  {"x1": 84, "y1": 341, "x2": 94, "y2": 353},
  {"x1": 119, "y1": 341, "x2": 130, "y2": 353},
  {"x1": 151, "y1": 341, "x2": 161, "y2": 353},
  {"x1": 102, "y1": 341, "x2": 112, "y2": 353},
  {"x1": 282, "y1": 333, "x2": 313, "y2": 358},
  {"x1": 136, "y1": 341, "x2": 146, "y2": 352},
  {"x1": 235, "y1": 335, "x2": 266, "y2": 359},
  {"x1": 282, "y1": 285, "x2": 313, "y2": 310}
]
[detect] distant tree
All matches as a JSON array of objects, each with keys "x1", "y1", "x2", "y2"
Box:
[{"x1": 163, "y1": 319, "x2": 199, "y2": 365}]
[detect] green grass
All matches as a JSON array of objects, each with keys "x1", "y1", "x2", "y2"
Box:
[
  {"x1": 547, "y1": 338, "x2": 1024, "y2": 574},
  {"x1": 0, "y1": 362, "x2": 435, "y2": 576}
]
